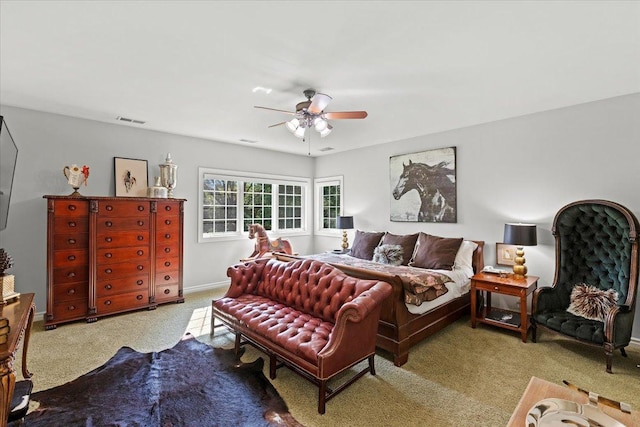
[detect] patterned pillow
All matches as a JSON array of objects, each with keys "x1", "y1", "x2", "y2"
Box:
[
  {"x1": 373, "y1": 244, "x2": 404, "y2": 266},
  {"x1": 566, "y1": 283, "x2": 618, "y2": 322}
]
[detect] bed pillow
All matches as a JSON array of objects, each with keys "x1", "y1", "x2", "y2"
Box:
[
  {"x1": 453, "y1": 240, "x2": 479, "y2": 278},
  {"x1": 566, "y1": 283, "x2": 618, "y2": 322},
  {"x1": 410, "y1": 233, "x2": 463, "y2": 270},
  {"x1": 373, "y1": 244, "x2": 404, "y2": 266},
  {"x1": 349, "y1": 230, "x2": 385, "y2": 260},
  {"x1": 380, "y1": 232, "x2": 419, "y2": 265}
]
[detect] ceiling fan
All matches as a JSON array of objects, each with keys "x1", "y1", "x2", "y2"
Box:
[{"x1": 254, "y1": 89, "x2": 367, "y2": 139}]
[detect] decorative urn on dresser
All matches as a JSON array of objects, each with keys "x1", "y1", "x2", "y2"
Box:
[{"x1": 43, "y1": 195, "x2": 186, "y2": 329}]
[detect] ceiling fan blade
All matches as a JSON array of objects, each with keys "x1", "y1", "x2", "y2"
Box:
[
  {"x1": 268, "y1": 121, "x2": 287, "y2": 128},
  {"x1": 308, "y1": 93, "x2": 332, "y2": 114},
  {"x1": 254, "y1": 106, "x2": 297, "y2": 115},
  {"x1": 324, "y1": 111, "x2": 368, "y2": 120}
]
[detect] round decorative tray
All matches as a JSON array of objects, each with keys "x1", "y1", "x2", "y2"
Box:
[{"x1": 527, "y1": 398, "x2": 627, "y2": 427}]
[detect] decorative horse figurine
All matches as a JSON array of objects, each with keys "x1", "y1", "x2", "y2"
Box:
[
  {"x1": 244, "y1": 223, "x2": 293, "y2": 260},
  {"x1": 392, "y1": 159, "x2": 456, "y2": 222}
]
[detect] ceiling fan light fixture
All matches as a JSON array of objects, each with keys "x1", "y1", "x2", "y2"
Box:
[
  {"x1": 293, "y1": 126, "x2": 306, "y2": 138},
  {"x1": 320, "y1": 124, "x2": 333, "y2": 138},
  {"x1": 313, "y1": 117, "x2": 328, "y2": 132},
  {"x1": 285, "y1": 118, "x2": 299, "y2": 133}
]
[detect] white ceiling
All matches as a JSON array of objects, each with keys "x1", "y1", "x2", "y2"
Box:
[{"x1": 1, "y1": 1, "x2": 639, "y2": 156}]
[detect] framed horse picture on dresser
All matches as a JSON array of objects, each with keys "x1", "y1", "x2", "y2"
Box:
[
  {"x1": 114, "y1": 157, "x2": 148, "y2": 197},
  {"x1": 389, "y1": 146, "x2": 456, "y2": 223}
]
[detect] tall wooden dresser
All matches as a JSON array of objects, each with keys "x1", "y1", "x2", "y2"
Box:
[{"x1": 44, "y1": 196, "x2": 185, "y2": 329}]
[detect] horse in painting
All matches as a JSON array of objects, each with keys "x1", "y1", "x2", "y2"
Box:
[
  {"x1": 245, "y1": 223, "x2": 293, "y2": 260},
  {"x1": 392, "y1": 160, "x2": 456, "y2": 222}
]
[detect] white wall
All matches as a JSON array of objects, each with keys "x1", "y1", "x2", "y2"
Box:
[
  {"x1": 0, "y1": 106, "x2": 315, "y2": 313},
  {"x1": 314, "y1": 93, "x2": 640, "y2": 339}
]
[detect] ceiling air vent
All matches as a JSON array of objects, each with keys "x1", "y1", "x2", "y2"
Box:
[
  {"x1": 319, "y1": 147, "x2": 334, "y2": 152},
  {"x1": 239, "y1": 139, "x2": 258, "y2": 144},
  {"x1": 116, "y1": 116, "x2": 146, "y2": 125}
]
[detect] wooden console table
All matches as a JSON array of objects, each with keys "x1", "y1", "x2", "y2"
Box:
[
  {"x1": 508, "y1": 376, "x2": 637, "y2": 427},
  {"x1": 0, "y1": 293, "x2": 35, "y2": 427}
]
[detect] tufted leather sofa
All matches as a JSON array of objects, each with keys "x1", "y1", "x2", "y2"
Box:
[
  {"x1": 212, "y1": 257, "x2": 392, "y2": 414},
  {"x1": 531, "y1": 199, "x2": 639, "y2": 373}
]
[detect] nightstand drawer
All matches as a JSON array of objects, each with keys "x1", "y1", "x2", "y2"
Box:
[{"x1": 474, "y1": 280, "x2": 523, "y2": 296}]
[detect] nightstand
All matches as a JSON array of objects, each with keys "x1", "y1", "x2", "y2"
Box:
[{"x1": 470, "y1": 272, "x2": 538, "y2": 342}]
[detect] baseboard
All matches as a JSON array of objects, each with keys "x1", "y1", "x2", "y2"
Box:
[{"x1": 629, "y1": 337, "x2": 640, "y2": 350}]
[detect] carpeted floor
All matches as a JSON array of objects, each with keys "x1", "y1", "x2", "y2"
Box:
[{"x1": 16, "y1": 289, "x2": 640, "y2": 427}]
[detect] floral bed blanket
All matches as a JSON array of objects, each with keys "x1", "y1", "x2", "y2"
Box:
[{"x1": 300, "y1": 253, "x2": 452, "y2": 306}]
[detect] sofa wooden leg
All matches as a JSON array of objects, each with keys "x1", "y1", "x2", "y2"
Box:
[
  {"x1": 269, "y1": 354, "x2": 277, "y2": 379},
  {"x1": 531, "y1": 319, "x2": 537, "y2": 343},
  {"x1": 368, "y1": 355, "x2": 376, "y2": 376},
  {"x1": 621, "y1": 347, "x2": 628, "y2": 357},
  {"x1": 604, "y1": 344, "x2": 613, "y2": 374},
  {"x1": 318, "y1": 380, "x2": 327, "y2": 414},
  {"x1": 234, "y1": 332, "x2": 242, "y2": 360}
]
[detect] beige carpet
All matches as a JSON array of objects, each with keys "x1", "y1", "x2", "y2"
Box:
[{"x1": 17, "y1": 289, "x2": 640, "y2": 427}]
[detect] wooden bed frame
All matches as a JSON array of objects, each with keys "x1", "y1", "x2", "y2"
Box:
[{"x1": 275, "y1": 240, "x2": 484, "y2": 367}]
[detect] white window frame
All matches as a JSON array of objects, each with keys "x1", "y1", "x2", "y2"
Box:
[
  {"x1": 314, "y1": 175, "x2": 344, "y2": 237},
  {"x1": 198, "y1": 167, "x2": 311, "y2": 242}
]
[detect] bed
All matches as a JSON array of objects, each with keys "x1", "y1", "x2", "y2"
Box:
[{"x1": 275, "y1": 232, "x2": 484, "y2": 367}]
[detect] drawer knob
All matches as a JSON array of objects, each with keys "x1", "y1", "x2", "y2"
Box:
[
  {"x1": 164, "y1": 248, "x2": 171, "y2": 253},
  {"x1": 164, "y1": 275, "x2": 171, "y2": 281},
  {"x1": 137, "y1": 280, "x2": 143, "y2": 285},
  {"x1": 137, "y1": 235, "x2": 144, "y2": 241},
  {"x1": 105, "y1": 237, "x2": 112, "y2": 243},
  {"x1": 165, "y1": 233, "x2": 170, "y2": 239},
  {"x1": 68, "y1": 238, "x2": 76, "y2": 244},
  {"x1": 106, "y1": 205, "x2": 113, "y2": 211},
  {"x1": 137, "y1": 265, "x2": 144, "y2": 271},
  {"x1": 164, "y1": 261, "x2": 171, "y2": 267},
  {"x1": 494, "y1": 286, "x2": 499, "y2": 290},
  {"x1": 137, "y1": 250, "x2": 144, "y2": 256},
  {"x1": 68, "y1": 221, "x2": 76, "y2": 227},
  {"x1": 165, "y1": 206, "x2": 172, "y2": 211},
  {"x1": 67, "y1": 272, "x2": 76, "y2": 278},
  {"x1": 68, "y1": 205, "x2": 76, "y2": 211},
  {"x1": 67, "y1": 289, "x2": 75, "y2": 295},
  {"x1": 105, "y1": 284, "x2": 112, "y2": 290},
  {"x1": 67, "y1": 255, "x2": 76, "y2": 261},
  {"x1": 138, "y1": 220, "x2": 144, "y2": 226},
  {"x1": 105, "y1": 268, "x2": 112, "y2": 274},
  {"x1": 105, "y1": 253, "x2": 112, "y2": 258},
  {"x1": 164, "y1": 289, "x2": 170, "y2": 295},
  {"x1": 106, "y1": 221, "x2": 113, "y2": 227},
  {"x1": 68, "y1": 305, "x2": 76, "y2": 310},
  {"x1": 105, "y1": 300, "x2": 111, "y2": 305},
  {"x1": 165, "y1": 219, "x2": 171, "y2": 225},
  {"x1": 138, "y1": 206, "x2": 145, "y2": 211},
  {"x1": 136, "y1": 294, "x2": 143, "y2": 300}
]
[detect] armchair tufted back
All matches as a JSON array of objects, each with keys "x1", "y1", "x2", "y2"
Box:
[
  {"x1": 553, "y1": 200, "x2": 639, "y2": 307},
  {"x1": 257, "y1": 258, "x2": 376, "y2": 323}
]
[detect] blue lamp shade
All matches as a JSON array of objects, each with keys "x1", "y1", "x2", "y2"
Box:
[
  {"x1": 503, "y1": 223, "x2": 537, "y2": 247},
  {"x1": 336, "y1": 216, "x2": 354, "y2": 230}
]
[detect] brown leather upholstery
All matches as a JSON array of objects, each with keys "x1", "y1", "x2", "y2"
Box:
[{"x1": 212, "y1": 258, "x2": 392, "y2": 414}]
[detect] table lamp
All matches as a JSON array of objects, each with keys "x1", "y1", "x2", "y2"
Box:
[
  {"x1": 503, "y1": 223, "x2": 537, "y2": 276},
  {"x1": 336, "y1": 216, "x2": 354, "y2": 252}
]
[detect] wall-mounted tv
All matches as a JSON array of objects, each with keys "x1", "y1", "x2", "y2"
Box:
[{"x1": 0, "y1": 116, "x2": 18, "y2": 231}]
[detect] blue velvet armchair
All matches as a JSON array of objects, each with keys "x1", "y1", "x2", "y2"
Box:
[{"x1": 531, "y1": 200, "x2": 639, "y2": 373}]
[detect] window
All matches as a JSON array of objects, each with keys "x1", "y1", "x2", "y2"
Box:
[
  {"x1": 314, "y1": 176, "x2": 343, "y2": 236},
  {"x1": 199, "y1": 168, "x2": 309, "y2": 241}
]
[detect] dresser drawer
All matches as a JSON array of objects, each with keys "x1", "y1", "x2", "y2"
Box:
[
  {"x1": 156, "y1": 227, "x2": 180, "y2": 244},
  {"x1": 96, "y1": 274, "x2": 148, "y2": 297},
  {"x1": 53, "y1": 216, "x2": 89, "y2": 233},
  {"x1": 155, "y1": 270, "x2": 179, "y2": 286},
  {"x1": 96, "y1": 217, "x2": 149, "y2": 233},
  {"x1": 157, "y1": 241, "x2": 179, "y2": 257},
  {"x1": 96, "y1": 230, "x2": 149, "y2": 248},
  {"x1": 96, "y1": 246, "x2": 149, "y2": 265},
  {"x1": 96, "y1": 260, "x2": 150, "y2": 281},
  {"x1": 156, "y1": 201, "x2": 181, "y2": 217},
  {"x1": 52, "y1": 200, "x2": 89, "y2": 216},
  {"x1": 155, "y1": 283, "x2": 180, "y2": 302},
  {"x1": 96, "y1": 290, "x2": 149, "y2": 315},
  {"x1": 53, "y1": 232, "x2": 89, "y2": 250},
  {"x1": 53, "y1": 281, "x2": 88, "y2": 303},
  {"x1": 53, "y1": 266, "x2": 89, "y2": 284},
  {"x1": 96, "y1": 200, "x2": 150, "y2": 217},
  {"x1": 53, "y1": 249, "x2": 88, "y2": 267},
  {"x1": 156, "y1": 256, "x2": 180, "y2": 273},
  {"x1": 52, "y1": 298, "x2": 88, "y2": 322}
]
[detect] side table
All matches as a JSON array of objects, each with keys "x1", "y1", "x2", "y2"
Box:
[
  {"x1": 0, "y1": 293, "x2": 35, "y2": 427},
  {"x1": 470, "y1": 272, "x2": 538, "y2": 342}
]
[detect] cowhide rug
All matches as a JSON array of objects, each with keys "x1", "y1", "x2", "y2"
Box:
[{"x1": 20, "y1": 334, "x2": 303, "y2": 426}]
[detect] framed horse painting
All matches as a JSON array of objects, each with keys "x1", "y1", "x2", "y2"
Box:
[
  {"x1": 114, "y1": 157, "x2": 148, "y2": 197},
  {"x1": 389, "y1": 147, "x2": 457, "y2": 223}
]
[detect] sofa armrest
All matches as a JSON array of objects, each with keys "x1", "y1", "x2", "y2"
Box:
[
  {"x1": 532, "y1": 285, "x2": 564, "y2": 314},
  {"x1": 317, "y1": 281, "x2": 392, "y2": 377},
  {"x1": 224, "y1": 259, "x2": 268, "y2": 298}
]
